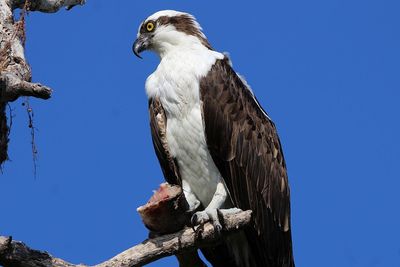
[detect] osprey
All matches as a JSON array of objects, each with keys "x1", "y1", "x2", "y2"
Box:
[{"x1": 133, "y1": 10, "x2": 294, "y2": 267}]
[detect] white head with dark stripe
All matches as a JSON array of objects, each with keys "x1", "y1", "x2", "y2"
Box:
[{"x1": 133, "y1": 10, "x2": 212, "y2": 58}]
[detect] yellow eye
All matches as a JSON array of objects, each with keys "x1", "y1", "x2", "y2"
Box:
[{"x1": 146, "y1": 22, "x2": 155, "y2": 32}]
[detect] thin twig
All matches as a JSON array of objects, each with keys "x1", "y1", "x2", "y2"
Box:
[
  {"x1": 23, "y1": 97, "x2": 38, "y2": 177},
  {"x1": 6, "y1": 103, "x2": 14, "y2": 138}
]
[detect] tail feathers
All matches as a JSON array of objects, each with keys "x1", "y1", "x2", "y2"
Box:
[
  {"x1": 201, "y1": 231, "x2": 256, "y2": 267},
  {"x1": 202, "y1": 228, "x2": 295, "y2": 267},
  {"x1": 226, "y1": 231, "x2": 257, "y2": 267},
  {"x1": 176, "y1": 250, "x2": 208, "y2": 267},
  {"x1": 201, "y1": 242, "x2": 239, "y2": 267}
]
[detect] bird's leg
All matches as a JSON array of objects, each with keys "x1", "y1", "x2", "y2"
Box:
[
  {"x1": 191, "y1": 182, "x2": 240, "y2": 235},
  {"x1": 181, "y1": 181, "x2": 206, "y2": 238},
  {"x1": 182, "y1": 180, "x2": 202, "y2": 213}
]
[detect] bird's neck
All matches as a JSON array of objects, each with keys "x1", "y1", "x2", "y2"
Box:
[
  {"x1": 152, "y1": 32, "x2": 209, "y2": 59},
  {"x1": 145, "y1": 47, "x2": 224, "y2": 102},
  {"x1": 157, "y1": 43, "x2": 207, "y2": 59}
]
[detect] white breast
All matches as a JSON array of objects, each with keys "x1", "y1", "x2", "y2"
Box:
[{"x1": 146, "y1": 48, "x2": 224, "y2": 206}]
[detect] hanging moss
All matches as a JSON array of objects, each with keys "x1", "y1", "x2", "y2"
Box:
[{"x1": 0, "y1": 103, "x2": 9, "y2": 165}]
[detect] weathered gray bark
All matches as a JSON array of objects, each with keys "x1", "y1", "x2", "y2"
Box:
[
  {"x1": 11, "y1": 0, "x2": 86, "y2": 13},
  {"x1": 0, "y1": 210, "x2": 252, "y2": 267},
  {"x1": 0, "y1": 0, "x2": 85, "y2": 166}
]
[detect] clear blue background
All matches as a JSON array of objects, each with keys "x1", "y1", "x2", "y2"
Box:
[{"x1": 1, "y1": 1, "x2": 399, "y2": 266}]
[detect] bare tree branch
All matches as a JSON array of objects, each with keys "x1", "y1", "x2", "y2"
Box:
[
  {"x1": 0, "y1": 0, "x2": 53, "y2": 104},
  {"x1": 11, "y1": 0, "x2": 86, "y2": 13},
  {"x1": 0, "y1": 73, "x2": 51, "y2": 102},
  {"x1": 0, "y1": 210, "x2": 252, "y2": 267},
  {"x1": 0, "y1": 0, "x2": 84, "y2": 166},
  {"x1": 0, "y1": 236, "x2": 78, "y2": 267}
]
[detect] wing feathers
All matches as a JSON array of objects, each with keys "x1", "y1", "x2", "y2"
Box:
[
  {"x1": 149, "y1": 98, "x2": 181, "y2": 186},
  {"x1": 200, "y1": 57, "x2": 295, "y2": 266}
]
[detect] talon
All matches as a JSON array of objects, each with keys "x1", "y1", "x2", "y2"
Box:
[
  {"x1": 191, "y1": 213, "x2": 198, "y2": 226},
  {"x1": 213, "y1": 223, "x2": 222, "y2": 236},
  {"x1": 191, "y1": 211, "x2": 210, "y2": 226},
  {"x1": 194, "y1": 224, "x2": 204, "y2": 240}
]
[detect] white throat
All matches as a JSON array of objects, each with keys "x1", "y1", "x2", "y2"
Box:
[{"x1": 145, "y1": 42, "x2": 223, "y2": 102}]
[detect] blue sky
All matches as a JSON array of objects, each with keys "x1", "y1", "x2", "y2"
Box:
[{"x1": 1, "y1": 1, "x2": 400, "y2": 266}]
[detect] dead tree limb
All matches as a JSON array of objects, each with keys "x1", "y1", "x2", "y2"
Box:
[
  {"x1": 0, "y1": 210, "x2": 252, "y2": 267},
  {"x1": 0, "y1": 0, "x2": 85, "y2": 166},
  {"x1": 11, "y1": 0, "x2": 86, "y2": 13}
]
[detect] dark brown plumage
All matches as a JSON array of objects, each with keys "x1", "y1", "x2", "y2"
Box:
[
  {"x1": 149, "y1": 98, "x2": 181, "y2": 186},
  {"x1": 148, "y1": 56, "x2": 294, "y2": 266},
  {"x1": 200, "y1": 57, "x2": 294, "y2": 266}
]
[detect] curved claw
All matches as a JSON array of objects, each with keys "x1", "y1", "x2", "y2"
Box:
[
  {"x1": 191, "y1": 209, "x2": 223, "y2": 237},
  {"x1": 191, "y1": 208, "x2": 244, "y2": 239},
  {"x1": 213, "y1": 223, "x2": 223, "y2": 237},
  {"x1": 194, "y1": 224, "x2": 204, "y2": 240},
  {"x1": 191, "y1": 213, "x2": 198, "y2": 227},
  {"x1": 191, "y1": 210, "x2": 210, "y2": 226}
]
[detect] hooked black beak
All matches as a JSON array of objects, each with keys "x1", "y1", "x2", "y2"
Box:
[{"x1": 133, "y1": 36, "x2": 148, "y2": 59}]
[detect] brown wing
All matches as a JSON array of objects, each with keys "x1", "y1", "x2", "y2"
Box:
[
  {"x1": 149, "y1": 97, "x2": 181, "y2": 186},
  {"x1": 200, "y1": 58, "x2": 295, "y2": 266}
]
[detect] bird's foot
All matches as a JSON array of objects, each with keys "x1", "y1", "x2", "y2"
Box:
[
  {"x1": 191, "y1": 208, "x2": 221, "y2": 238},
  {"x1": 191, "y1": 207, "x2": 243, "y2": 237}
]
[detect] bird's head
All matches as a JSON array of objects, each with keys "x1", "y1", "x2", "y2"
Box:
[{"x1": 133, "y1": 10, "x2": 212, "y2": 59}]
